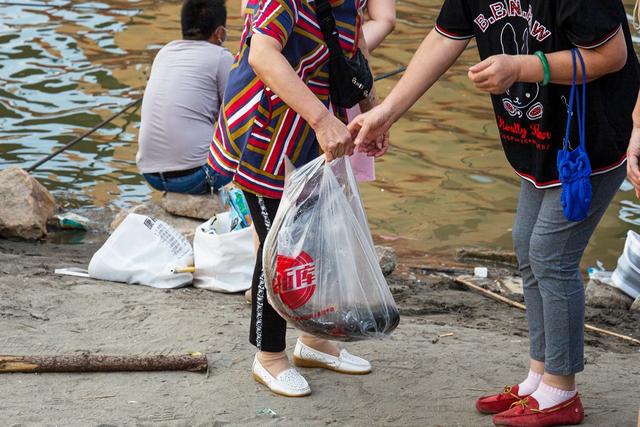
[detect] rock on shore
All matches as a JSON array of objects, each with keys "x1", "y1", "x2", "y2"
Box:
[
  {"x1": 376, "y1": 245, "x2": 397, "y2": 276},
  {"x1": 0, "y1": 167, "x2": 56, "y2": 240},
  {"x1": 585, "y1": 279, "x2": 634, "y2": 310},
  {"x1": 159, "y1": 192, "x2": 224, "y2": 220}
]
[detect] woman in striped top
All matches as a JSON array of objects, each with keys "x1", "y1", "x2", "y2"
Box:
[{"x1": 208, "y1": 0, "x2": 388, "y2": 396}]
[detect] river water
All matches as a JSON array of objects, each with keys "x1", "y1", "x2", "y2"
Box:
[{"x1": 2, "y1": 0, "x2": 640, "y2": 268}]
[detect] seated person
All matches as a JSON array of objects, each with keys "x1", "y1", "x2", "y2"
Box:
[{"x1": 136, "y1": 0, "x2": 234, "y2": 194}]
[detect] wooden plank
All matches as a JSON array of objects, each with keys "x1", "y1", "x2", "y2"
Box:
[{"x1": 0, "y1": 354, "x2": 208, "y2": 373}]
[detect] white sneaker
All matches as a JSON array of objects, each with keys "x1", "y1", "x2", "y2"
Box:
[
  {"x1": 293, "y1": 339, "x2": 372, "y2": 375},
  {"x1": 252, "y1": 355, "x2": 311, "y2": 397}
]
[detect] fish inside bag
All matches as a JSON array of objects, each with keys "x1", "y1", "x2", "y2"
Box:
[{"x1": 263, "y1": 156, "x2": 400, "y2": 341}]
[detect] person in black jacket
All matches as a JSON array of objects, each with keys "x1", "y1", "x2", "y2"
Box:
[{"x1": 350, "y1": 1, "x2": 639, "y2": 426}]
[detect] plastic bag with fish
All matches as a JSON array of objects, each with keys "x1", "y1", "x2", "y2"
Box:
[{"x1": 263, "y1": 156, "x2": 399, "y2": 341}]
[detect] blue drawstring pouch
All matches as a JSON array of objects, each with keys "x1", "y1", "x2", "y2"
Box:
[{"x1": 558, "y1": 48, "x2": 591, "y2": 222}]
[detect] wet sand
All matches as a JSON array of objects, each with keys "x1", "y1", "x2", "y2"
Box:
[{"x1": 1, "y1": 236, "x2": 638, "y2": 426}]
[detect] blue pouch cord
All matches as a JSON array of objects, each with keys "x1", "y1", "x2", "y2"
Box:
[
  {"x1": 563, "y1": 49, "x2": 587, "y2": 152},
  {"x1": 558, "y1": 48, "x2": 592, "y2": 222}
]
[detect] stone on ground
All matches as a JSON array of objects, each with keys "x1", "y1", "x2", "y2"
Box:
[
  {"x1": 375, "y1": 245, "x2": 397, "y2": 276},
  {"x1": 497, "y1": 276, "x2": 524, "y2": 302},
  {"x1": 631, "y1": 296, "x2": 640, "y2": 312},
  {"x1": 159, "y1": 192, "x2": 224, "y2": 220},
  {"x1": 497, "y1": 276, "x2": 523, "y2": 295},
  {"x1": 0, "y1": 167, "x2": 56, "y2": 240},
  {"x1": 111, "y1": 201, "x2": 201, "y2": 242},
  {"x1": 585, "y1": 279, "x2": 634, "y2": 310}
]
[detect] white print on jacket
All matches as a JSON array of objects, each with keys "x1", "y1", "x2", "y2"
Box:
[{"x1": 500, "y1": 23, "x2": 544, "y2": 121}]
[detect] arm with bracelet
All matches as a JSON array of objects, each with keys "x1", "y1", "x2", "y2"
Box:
[
  {"x1": 467, "y1": 0, "x2": 628, "y2": 93},
  {"x1": 352, "y1": 0, "x2": 634, "y2": 152},
  {"x1": 467, "y1": 29, "x2": 627, "y2": 94}
]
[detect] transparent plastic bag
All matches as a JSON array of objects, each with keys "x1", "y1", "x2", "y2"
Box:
[{"x1": 263, "y1": 156, "x2": 399, "y2": 341}]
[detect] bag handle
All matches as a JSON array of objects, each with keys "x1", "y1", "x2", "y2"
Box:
[
  {"x1": 563, "y1": 48, "x2": 587, "y2": 151},
  {"x1": 315, "y1": 0, "x2": 344, "y2": 60}
]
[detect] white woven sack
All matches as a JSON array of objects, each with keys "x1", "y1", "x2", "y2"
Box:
[
  {"x1": 88, "y1": 213, "x2": 193, "y2": 288},
  {"x1": 611, "y1": 230, "x2": 640, "y2": 299},
  {"x1": 193, "y1": 212, "x2": 255, "y2": 293}
]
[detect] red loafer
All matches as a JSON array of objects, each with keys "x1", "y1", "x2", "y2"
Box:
[
  {"x1": 476, "y1": 385, "x2": 528, "y2": 414},
  {"x1": 492, "y1": 394, "x2": 584, "y2": 427}
]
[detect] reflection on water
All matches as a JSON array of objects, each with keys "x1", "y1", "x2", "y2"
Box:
[
  {"x1": 1, "y1": 0, "x2": 640, "y2": 268},
  {"x1": 0, "y1": 0, "x2": 148, "y2": 208}
]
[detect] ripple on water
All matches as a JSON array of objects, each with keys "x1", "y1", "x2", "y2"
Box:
[
  {"x1": 0, "y1": 2, "x2": 148, "y2": 207},
  {"x1": 1, "y1": 0, "x2": 640, "y2": 267}
]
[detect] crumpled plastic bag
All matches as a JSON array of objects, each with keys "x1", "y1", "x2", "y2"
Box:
[{"x1": 263, "y1": 156, "x2": 399, "y2": 341}]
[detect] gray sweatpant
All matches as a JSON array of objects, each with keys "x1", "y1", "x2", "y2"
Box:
[{"x1": 512, "y1": 165, "x2": 626, "y2": 376}]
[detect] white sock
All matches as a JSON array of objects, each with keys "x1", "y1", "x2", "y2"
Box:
[
  {"x1": 517, "y1": 370, "x2": 543, "y2": 396},
  {"x1": 531, "y1": 382, "x2": 577, "y2": 410}
]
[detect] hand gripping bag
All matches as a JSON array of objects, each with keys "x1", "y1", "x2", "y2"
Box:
[{"x1": 263, "y1": 156, "x2": 399, "y2": 341}]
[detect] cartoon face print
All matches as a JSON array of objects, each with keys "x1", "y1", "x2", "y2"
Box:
[{"x1": 500, "y1": 23, "x2": 544, "y2": 121}]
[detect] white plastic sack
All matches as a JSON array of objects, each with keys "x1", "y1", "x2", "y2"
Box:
[
  {"x1": 611, "y1": 230, "x2": 640, "y2": 299},
  {"x1": 88, "y1": 213, "x2": 193, "y2": 288},
  {"x1": 263, "y1": 156, "x2": 400, "y2": 341},
  {"x1": 193, "y1": 212, "x2": 256, "y2": 293}
]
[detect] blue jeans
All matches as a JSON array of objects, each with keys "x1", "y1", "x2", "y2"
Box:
[
  {"x1": 512, "y1": 165, "x2": 625, "y2": 375},
  {"x1": 143, "y1": 164, "x2": 232, "y2": 195}
]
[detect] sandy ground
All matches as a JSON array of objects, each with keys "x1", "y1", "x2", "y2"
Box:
[{"x1": 1, "y1": 236, "x2": 639, "y2": 427}]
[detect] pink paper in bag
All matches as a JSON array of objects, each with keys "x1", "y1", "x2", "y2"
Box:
[{"x1": 347, "y1": 105, "x2": 375, "y2": 182}]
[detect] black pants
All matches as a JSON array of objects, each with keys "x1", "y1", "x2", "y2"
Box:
[{"x1": 244, "y1": 191, "x2": 287, "y2": 352}]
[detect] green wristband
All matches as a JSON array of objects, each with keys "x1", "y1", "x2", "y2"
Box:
[{"x1": 534, "y1": 51, "x2": 550, "y2": 86}]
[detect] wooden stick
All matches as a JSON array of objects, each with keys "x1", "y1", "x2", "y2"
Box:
[
  {"x1": 172, "y1": 266, "x2": 196, "y2": 274},
  {"x1": 456, "y1": 248, "x2": 518, "y2": 267},
  {"x1": 583, "y1": 324, "x2": 640, "y2": 345},
  {"x1": 410, "y1": 265, "x2": 473, "y2": 276},
  {"x1": 453, "y1": 277, "x2": 526, "y2": 310},
  {"x1": 453, "y1": 277, "x2": 640, "y2": 346},
  {"x1": 0, "y1": 353, "x2": 208, "y2": 374}
]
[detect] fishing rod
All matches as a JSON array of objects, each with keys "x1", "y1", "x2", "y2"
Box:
[
  {"x1": 26, "y1": 97, "x2": 141, "y2": 172},
  {"x1": 374, "y1": 66, "x2": 406, "y2": 82},
  {"x1": 372, "y1": 43, "x2": 474, "y2": 83},
  {"x1": 0, "y1": 2, "x2": 109, "y2": 10},
  {"x1": 25, "y1": 65, "x2": 406, "y2": 173}
]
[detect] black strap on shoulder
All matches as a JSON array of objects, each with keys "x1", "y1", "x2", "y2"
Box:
[{"x1": 314, "y1": 0, "x2": 344, "y2": 59}]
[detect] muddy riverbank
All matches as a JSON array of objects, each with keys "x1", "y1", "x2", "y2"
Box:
[{"x1": 1, "y1": 227, "x2": 638, "y2": 426}]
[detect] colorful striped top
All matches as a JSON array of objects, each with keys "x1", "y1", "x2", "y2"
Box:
[{"x1": 208, "y1": 0, "x2": 364, "y2": 198}]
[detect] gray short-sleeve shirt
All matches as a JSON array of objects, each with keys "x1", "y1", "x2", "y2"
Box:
[{"x1": 137, "y1": 40, "x2": 234, "y2": 173}]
